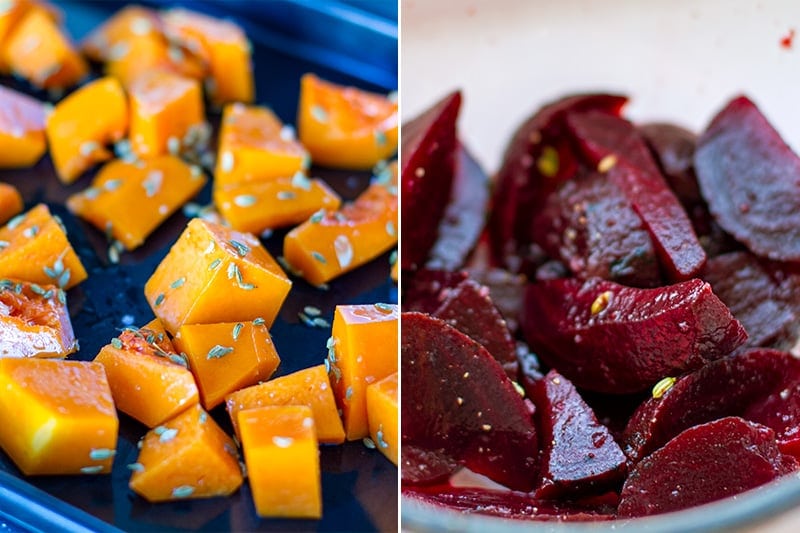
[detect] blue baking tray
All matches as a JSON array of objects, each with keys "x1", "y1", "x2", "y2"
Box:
[{"x1": 0, "y1": 1, "x2": 398, "y2": 531}]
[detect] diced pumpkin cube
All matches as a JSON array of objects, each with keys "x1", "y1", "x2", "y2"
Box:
[
  {"x1": 0, "y1": 358, "x2": 118, "y2": 475},
  {"x1": 226, "y1": 364, "x2": 344, "y2": 445},
  {"x1": 0, "y1": 183, "x2": 23, "y2": 225},
  {"x1": 45, "y1": 77, "x2": 128, "y2": 183},
  {"x1": 238, "y1": 405, "x2": 321, "y2": 519},
  {"x1": 214, "y1": 174, "x2": 341, "y2": 234},
  {"x1": 80, "y1": 5, "x2": 161, "y2": 62},
  {"x1": 94, "y1": 324, "x2": 199, "y2": 428},
  {"x1": 66, "y1": 156, "x2": 206, "y2": 250},
  {"x1": 0, "y1": 0, "x2": 37, "y2": 72},
  {"x1": 173, "y1": 320, "x2": 280, "y2": 410},
  {"x1": 298, "y1": 74, "x2": 397, "y2": 170},
  {"x1": 104, "y1": 31, "x2": 207, "y2": 88},
  {"x1": 145, "y1": 218, "x2": 291, "y2": 334},
  {"x1": 129, "y1": 404, "x2": 243, "y2": 502},
  {"x1": 0, "y1": 85, "x2": 46, "y2": 168},
  {"x1": 330, "y1": 303, "x2": 398, "y2": 440},
  {"x1": 2, "y1": 7, "x2": 86, "y2": 90},
  {"x1": 366, "y1": 372, "x2": 397, "y2": 465},
  {"x1": 0, "y1": 204, "x2": 87, "y2": 290},
  {"x1": 214, "y1": 104, "x2": 308, "y2": 187},
  {"x1": 283, "y1": 169, "x2": 398, "y2": 286}
]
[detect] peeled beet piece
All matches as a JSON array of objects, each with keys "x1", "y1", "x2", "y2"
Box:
[
  {"x1": 529, "y1": 370, "x2": 627, "y2": 499},
  {"x1": 521, "y1": 277, "x2": 747, "y2": 394},
  {"x1": 401, "y1": 312, "x2": 539, "y2": 491},
  {"x1": 695, "y1": 96, "x2": 800, "y2": 261},
  {"x1": 623, "y1": 348, "x2": 800, "y2": 464},
  {"x1": 745, "y1": 380, "x2": 800, "y2": 458},
  {"x1": 618, "y1": 417, "x2": 798, "y2": 517},
  {"x1": 638, "y1": 123, "x2": 702, "y2": 208},
  {"x1": 530, "y1": 170, "x2": 661, "y2": 287},
  {"x1": 401, "y1": 91, "x2": 461, "y2": 270},
  {"x1": 403, "y1": 269, "x2": 468, "y2": 314},
  {"x1": 567, "y1": 111, "x2": 706, "y2": 281}
]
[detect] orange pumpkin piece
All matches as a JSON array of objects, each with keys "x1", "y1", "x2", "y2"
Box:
[
  {"x1": 161, "y1": 8, "x2": 253, "y2": 106},
  {"x1": 2, "y1": 7, "x2": 86, "y2": 90},
  {"x1": 283, "y1": 165, "x2": 398, "y2": 286},
  {"x1": 298, "y1": 74, "x2": 397, "y2": 169},
  {"x1": 80, "y1": 5, "x2": 161, "y2": 62},
  {"x1": 366, "y1": 372, "x2": 397, "y2": 465},
  {"x1": 0, "y1": 278, "x2": 75, "y2": 358},
  {"x1": 94, "y1": 323, "x2": 199, "y2": 428},
  {"x1": 330, "y1": 303, "x2": 398, "y2": 440},
  {"x1": 214, "y1": 174, "x2": 341, "y2": 234},
  {"x1": 226, "y1": 364, "x2": 345, "y2": 445},
  {"x1": 129, "y1": 404, "x2": 243, "y2": 502},
  {"x1": 0, "y1": 183, "x2": 23, "y2": 225},
  {"x1": 214, "y1": 104, "x2": 308, "y2": 187},
  {"x1": 0, "y1": 0, "x2": 36, "y2": 72},
  {"x1": 0, "y1": 358, "x2": 118, "y2": 475},
  {"x1": 145, "y1": 218, "x2": 292, "y2": 334},
  {"x1": 66, "y1": 156, "x2": 206, "y2": 250},
  {"x1": 104, "y1": 31, "x2": 207, "y2": 88},
  {"x1": 0, "y1": 204, "x2": 87, "y2": 290},
  {"x1": 238, "y1": 405, "x2": 322, "y2": 519},
  {"x1": 0, "y1": 84, "x2": 46, "y2": 168},
  {"x1": 173, "y1": 320, "x2": 280, "y2": 410},
  {"x1": 45, "y1": 77, "x2": 128, "y2": 183}
]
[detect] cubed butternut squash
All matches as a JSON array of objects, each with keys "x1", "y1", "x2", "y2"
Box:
[
  {"x1": 66, "y1": 155, "x2": 206, "y2": 250},
  {"x1": 366, "y1": 372, "x2": 397, "y2": 465},
  {"x1": 298, "y1": 74, "x2": 397, "y2": 169},
  {"x1": 226, "y1": 364, "x2": 344, "y2": 445},
  {"x1": 214, "y1": 174, "x2": 341, "y2": 234},
  {"x1": 0, "y1": 204, "x2": 87, "y2": 290},
  {"x1": 104, "y1": 31, "x2": 207, "y2": 88},
  {"x1": 80, "y1": 5, "x2": 161, "y2": 62},
  {"x1": 94, "y1": 324, "x2": 199, "y2": 428},
  {"x1": 0, "y1": 358, "x2": 118, "y2": 475},
  {"x1": 145, "y1": 218, "x2": 291, "y2": 334},
  {"x1": 129, "y1": 404, "x2": 243, "y2": 502},
  {"x1": 214, "y1": 104, "x2": 308, "y2": 187},
  {"x1": 238, "y1": 405, "x2": 321, "y2": 519},
  {"x1": 45, "y1": 77, "x2": 128, "y2": 183},
  {"x1": 0, "y1": 183, "x2": 23, "y2": 225},
  {"x1": 0, "y1": 85, "x2": 46, "y2": 168},
  {"x1": 0, "y1": 0, "x2": 37, "y2": 72},
  {"x1": 173, "y1": 320, "x2": 280, "y2": 410},
  {"x1": 330, "y1": 303, "x2": 398, "y2": 440}
]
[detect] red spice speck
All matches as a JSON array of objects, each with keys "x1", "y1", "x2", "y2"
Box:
[{"x1": 780, "y1": 28, "x2": 795, "y2": 50}]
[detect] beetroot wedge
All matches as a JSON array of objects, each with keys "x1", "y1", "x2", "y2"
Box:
[
  {"x1": 638, "y1": 123, "x2": 702, "y2": 208},
  {"x1": 403, "y1": 269, "x2": 468, "y2": 314},
  {"x1": 567, "y1": 111, "x2": 706, "y2": 281},
  {"x1": 401, "y1": 312, "x2": 539, "y2": 491},
  {"x1": 745, "y1": 380, "x2": 800, "y2": 458},
  {"x1": 521, "y1": 277, "x2": 747, "y2": 394},
  {"x1": 618, "y1": 417, "x2": 798, "y2": 517},
  {"x1": 401, "y1": 91, "x2": 462, "y2": 270},
  {"x1": 529, "y1": 370, "x2": 627, "y2": 499},
  {"x1": 695, "y1": 96, "x2": 800, "y2": 261}
]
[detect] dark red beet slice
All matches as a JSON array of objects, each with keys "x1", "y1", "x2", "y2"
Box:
[
  {"x1": 466, "y1": 266, "x2": 528, "y2": 334},
  {"x1": 618, "y1": 417, "x2": 798, "y2": 517},
  {"x1": 745, "y1": 380, "x2": 800, "y2": 458},
  {"x1": 521, "y1": 277, "x2": 747, "y2": 394},
  {"x1": 529, "y1": 370, "x2": 627, "y2": 499},
  {"x1": 694, "y1": 96, "x2": 800, "y2": 261},
  {"x1": 488, "y1": 93, "x2": 627, "y2": 274},
  {"x1": 531, "y1": 170, "x2": 661, "y2": 287},
  {"x1": 622, "y1": 348, "x2": 800, "y2": 464},
  {"x1": 401, "y1": 91, "x2": 461, "y2": 270},
  {"x1": 638, "y1": 122, "x2": 702, "y2": 208},
  {"x1": 566, "y1": 111, "x2": 706, "y2": 281},
  {"x1": 403, "y1": 269, "x2": 468, "y2": 314},
  {"x1": 401, "y1": 312, "x2": 539, "y2": 491}
]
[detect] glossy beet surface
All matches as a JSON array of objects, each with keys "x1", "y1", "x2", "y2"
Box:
[
  {"x1": 403, "y1": 269, "x2": 468, "y2": 314},
  {"x1": 618, "y1": 417, "x2": 797, "y2": 517},
  {"x1": 401, "y1": 312, "x2": 538, "y2": 491},
  {"x1": 638, "y1": 123, "x2": 702, "y2": 208},
  {"x1": 521, "y1": 277, "x2": 747, "y2": 393},
  {"x1": 695, "y1": 96, "x2": 800, "y2": 261}
]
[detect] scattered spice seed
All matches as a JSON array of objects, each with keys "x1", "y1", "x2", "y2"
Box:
[
  {"x1": 154, "y1": 293, "x2": 165, "y2": 307},
  {"x1": 376, "y1": 426, "x2": 389, "y2": 449},
  {"x1": 127, "y1": 462, "x2": 145, "y2": 472},
  {"x1": 6, "y1": 214, "x2": 25, "y2": 230},
  {"x1": 80, "y1": 465, "x2": 104, "y2": 474},
  {"x1": 362, "y1": 437, "x2": 376, "y2": 449},
  {"x1": 591, "y1": 291, "x2": 613, "y2": 315},
  {"x1": 172, "y1": 485, "x2": 195, "y2": 498},
  {"x1": 89, "y1": 448, "x2": 116, "y2": 461},
  {"x1": 311, "y1": 251, "x2": 326, "y2": 264},
  {"x1": 312, "y1": 317, "x2": 330, "y2": 328},
  {"x1": 220, "y1": 151, "x2": 234, "y2": 172},
  {"x1": 374, "y1": 303, "x2": 393, "y2": 314},
  {"x1": 232, "y1": 322, "x2": 243, "y2": 341},
  {"x1": 208, "y1": 258, "x2": 222, "y2": 270},
  {"x1": 537, "y1": 145, "x2": 560, "y2": 178},
  {"x1": 345, "y1": 386, "x2": 353, "y2": 400},
  {"x1": 253, "y1": 317, "x2": 265, "y2": 326},
  {"x1": 291, "y1": 171, "x2": 312, "y2": 191},
  {"x1": 170, "y1": 277, "x2": 186, "y2": 289},
  {"x1": 159, "y1": 428, "x2": 178, "y2": 442},
  {"x1": 199, "y1": 411, "x2": 208, "y2": 424},
  {"x1": 334, "y1": 235, "x2": 353, "y2": 268},
  {"x1": 57, "y1": 269, "x2": 70, "y2": 289},
  {"x1": 207, "y1": 344, "x2": 234, "y2": 359},
  {"x1": 386, "y1": 221, "x2": 396, "y2": 237},
  {"x1": 111, "y1": 338, "x2": 123, "y2": 349},
  {"x1": 298, "y1": 312, "x2": 316, "y2": 327},
  {"x1": 652, "y1": 376, "x2": 677, "y2": 399},
  {"x1": 311, "y1": 105, "x2": 328, "y2": 122},
  {"x1": 169, "y1": 354, "x2": 188, "y2": 367},
  {"x1": 22, "y1": 225, "x2": 38, "y2": 238},
  {"x1": 304, "y1": 306, "x2": 321, "y2": 317},
  {"x1": 233, "y1": 194, "x2": 257, "y2": 207},
  {"x1": 30, "y1": 284, "x2": 45, "y2": 296},
  {"x1": 310, "y1": 209, "x2": 325, "y2": 223},
  {"x1": 598, "y1": 154, "x2": 618, "y2": 173},
  {"x1": 277, "y1": 190, "x2": 296, "y2": 200},
  {"x1": 229, "y1": 239, "x2": 249, "y2": 257}
]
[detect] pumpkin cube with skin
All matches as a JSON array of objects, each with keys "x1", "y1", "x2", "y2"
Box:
[
  {"x1": 0, "y1": 183, "x2": 23, "y2": 225},
  {"x1": 173, "y1": 320, "x2": 280, "y2": 410},
  {"x1": 145, "y1": 218, "x2": 291, "y2": 334},
  {"x1": 214, "y1": 104, "x2": 308, "y2": 187},
  {"x1": 129, "y1": 404, "x2": 243, "y2": 502},
  {"x1": 0, "y1": 85, "x2": 47, "y2": 168},
  {"x1": 226, "y1": 364, "x2": 345, "y2": 444},
  {"x1": 366, "y1": 372, "x2": 397, "y2": 465},
  {"x1": 238, "y1": 405, "x2": 322, "y2": 519},
  {"x1": 66, "y1": 156, "x2": 206, "y2": 250},
  {"x1": 94, "y1": 323, "x2": 199, "y2": 428},
  {"x1": 330, "y1": 303, "x2": 398, "y2": 440},
  {"x1": 45, "y1": 77, "x2": 128, "y2": 183},
  {"x1": 298, "y1": 74, "x2": 398, "y2": 170},
  {"x1": 0, "y1": 204, "x2": 87, "y2": 290},
  {"x1": 0, "y1": 358, "x2": 118, "y2": 475}
]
